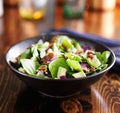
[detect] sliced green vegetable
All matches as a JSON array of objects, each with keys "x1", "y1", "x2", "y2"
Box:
[
  {"x1": 65, "y1": 53, "x2": 82, "y2": 62},
  {"x1": 96, "y1": 64, "x2": 108, "y2": 71},
  {"x1": 72, "y1": 71, "x2": 86, "y2": 78},
  {"x1": 49, "y1": 57, "x2": 70, "y2": 78},
  {"x1": 53, "y1": 43, "x2": 60, "y2": 56},
  {"x1": 62, "y1": 38, "x2": 73, "y2": 49},
  {"x1": 57, "y1": 67, "x2": 67, "y2": 78},
  {"x1": 87, "y1": 56, "x2": 101, "y2": 68},
  {"x1": 20, "y1": 59, "x2": 37, "y2": 76},
  {"x1": 95, "y1": 52, "x2": 102, "y2": 62},
  {"x1": 31, "y1": 44, "x2": 39, "y2": 61},
  {"x1": 18, "y1": 48, "x2": 31, "y2": 64},
  {"x1": 66, "y1": 59, "x2": 82, "y2": 71},
  {"x1": 101, "y1": 51, "x2": 111, "y2": 63},
  {"x1": 37, "y1": 43, "x2": 47, "y2": 58},
  {"x1": 56, "y1": 35, "x2": 70, "y2": 44},
  {"x1": 96, "y1": 51, "x2": 111, "y2": 64},
  {"x1": 72, "y1": 39, "x2": 82, "y2": 50},
  {"x1": 18, "y1": 67, "x2": 26, "y2": 73}
]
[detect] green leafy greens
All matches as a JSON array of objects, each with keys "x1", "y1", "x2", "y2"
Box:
[{"x1": 13, "y1": 35, "x2": 111, "y2": 79}]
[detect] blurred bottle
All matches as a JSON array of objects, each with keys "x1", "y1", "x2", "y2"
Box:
[
  {"x1": 56, "y1": 0, "x2": 65, "y2": 6},
  {"x1": 19, "y1": 0, "x2": 48, "y2": 20},
  {"x1": 4, "y1": 0, "x2": 18, "y2": 7},
  {"x1": 0, "y1": 0, "x2": 3, "y2": 17},
  {"x1": 88, "y1": 0, "x2": 116, "y2": 11},
  {"x1": 63, "y1": 0, "x2": 86, "y2": 18}
]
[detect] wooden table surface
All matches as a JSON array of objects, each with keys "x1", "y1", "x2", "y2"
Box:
[{"x1": 0, "y1": 1, "x2": 120, "y2": 113}]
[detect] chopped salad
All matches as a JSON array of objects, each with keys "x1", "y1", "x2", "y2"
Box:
[{"x1": 12, "y1": 35, "x2": 111, "y2": 79}]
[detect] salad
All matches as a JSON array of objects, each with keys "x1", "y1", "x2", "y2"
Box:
[{"x1": 12, "y1": 35, "x2": 111, "y2": 79}]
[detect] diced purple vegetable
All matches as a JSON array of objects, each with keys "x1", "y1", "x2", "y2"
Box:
[
  {"x1": 60, "y1": 75, "x2": 66, "y2": 79},
  {"x1": 81, "y1": 63, "x2": 87, "y2": 70},
  {"x1": 83, "y1": 46, "x2": 91, "y2": 51}
]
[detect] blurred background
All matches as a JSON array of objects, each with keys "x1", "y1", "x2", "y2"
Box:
[{"x1": 0, "y1": 0, "x2": 120, "y2": 45}]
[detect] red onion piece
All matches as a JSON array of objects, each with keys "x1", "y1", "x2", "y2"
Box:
[{"x1": 60, "y1": 75, "x2": 66, "y2": 79}]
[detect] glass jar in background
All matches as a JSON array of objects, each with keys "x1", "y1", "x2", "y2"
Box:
[
  {"x1": 19, "y1": 0, "x2": 48, "y2": 20},
  {"x1": 63, "y1": 0, "x2": 86, "y2": 19}
]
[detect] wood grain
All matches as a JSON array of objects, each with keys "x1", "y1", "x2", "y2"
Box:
[{"x1": 91, "y1": 72, "x2": 120, "y2": 113}]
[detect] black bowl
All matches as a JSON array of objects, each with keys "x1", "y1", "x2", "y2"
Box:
[{"x1": 5, "y1": 32, "x2": 115, "y2": 98}]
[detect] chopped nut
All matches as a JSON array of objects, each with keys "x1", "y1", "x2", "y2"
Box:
[
  {"x1": 41, "y1": 52, "x2": 54, "y2": 64},
  {"x1": 38, "y1": 65, "x2": 47, "y2": 71},
  {"x1": 62, "y1": 44, "x2": 68, "y2": 51},
  {"x1": 87, "y1": 53, "x2": 94, "y2": 59},
  {"x1": 37, "y1": 65, "x2": 48, "y2": 75},
  {"x1": 76, "y1": 49, "x2": 83, "y2": 55},
  {"x1": 87, "y1": 50, "x2": 95, "y2": 55},
  {"x1": 84, "y1": 67, "x2": 90, "y2": 73},
  {"x1": 87, "y1": 50, "x2": 95, "y2": 59}
]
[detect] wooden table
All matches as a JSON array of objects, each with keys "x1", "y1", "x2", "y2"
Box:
[{"x1": 0, "y1": 1, "x2": 120, "y2": 113}]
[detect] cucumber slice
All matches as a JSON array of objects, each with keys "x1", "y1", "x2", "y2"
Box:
[
  {"x1": 72, "y1": 71, "x2": 86, "y2": 78},
  {"x1": 49, "y1": 57, "x2": 69, "y2": 78},
  {"x1": 57, "y1": 67, "x2": 67, "y2": 79}
]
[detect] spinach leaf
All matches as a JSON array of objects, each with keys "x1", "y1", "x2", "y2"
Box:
[
  {"x1": 18, "y1": 48, "x2": 31, "y2": 64},
  {"x1": 96, "y1": 51, "x2": 110, "y2": 64},
  {"x1": 49, "y1": 57, "x2": 70, "y2": 78},
  {"x1": 66, "y1": 59, "x2": 82, "y2": 71}
]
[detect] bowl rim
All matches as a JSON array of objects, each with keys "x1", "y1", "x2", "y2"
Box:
[{"x1": 5, "y1": 33, "x2": 116, "y2": 81}]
